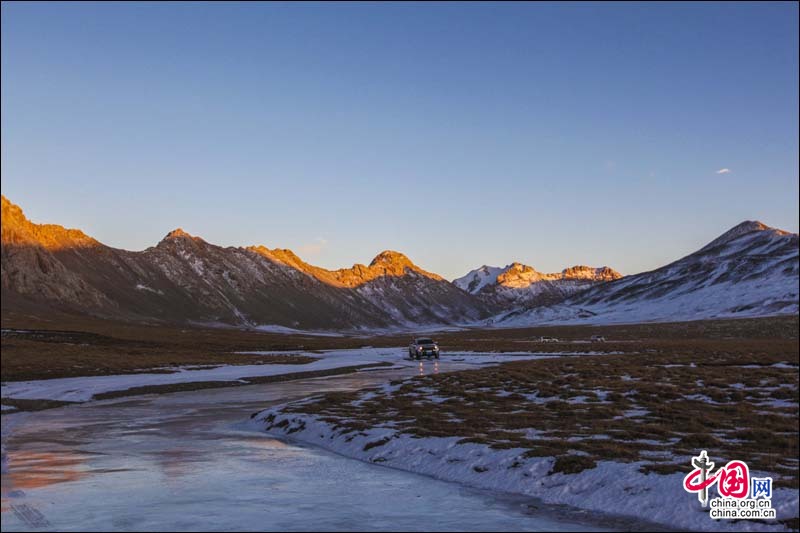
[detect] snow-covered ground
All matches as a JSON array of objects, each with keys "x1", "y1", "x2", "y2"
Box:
[
  {"x1": 250, "y1": 324, "x2": 347, "y2": 336},
  {"x1": 253, "y1": 409, "x2": 798, "y2": 532},
  {"x1": 189, "y1": 321, "x2": 351, "y2": 336},
  {"x1": 496, "y1": 292, "x2": 798, "y2": 327},
  {"x1": 0, "y1": 348, "x2": 562, "y2": 403},
  {"x1": 0, "y1": 348, "x2": 390, "y2": 403},
  {"x1": 491, "y1": 279, "x2": 798, "y2": 326}
]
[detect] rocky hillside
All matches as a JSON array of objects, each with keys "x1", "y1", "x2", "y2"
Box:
[
  {"x1": 1, "y1": 196, "x2": 489, "y2": 330},
  {"x1": 454, "y1": 262, "x2": 621, "y2": 308},
  {"x1": 496, "y1": 221, "x2": 799, "y2": 326}
]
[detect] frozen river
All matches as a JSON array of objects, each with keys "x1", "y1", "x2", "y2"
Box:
[{"x1": 2, "y1": 363, "x2": 617, "y2": 531}]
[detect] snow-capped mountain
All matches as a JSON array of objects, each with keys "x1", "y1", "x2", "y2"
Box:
[
  {"x1": 496, "y1": 221, "x2": 799, "y2": 326},
  {"x1": 453, "y1": 265, "x2": 508, "y2": 293},
  {"x1": 1, "y1": 196, "x2": 489, "y2": 329},
  {"x1": 454, "y1": 262, "x2": 621, "y2": 308}
]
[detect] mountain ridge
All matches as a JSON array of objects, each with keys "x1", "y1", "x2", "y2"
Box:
[
  {"x1": 1, "y1": 196, "x2": 489, "y2": 329},
  {"x1": 454, "y1": 261, "x2": 622, "y2": 308},
  {"x1": 2, "y1": 195, "x2": 797, "y2": 329},
  {"x1": 495, "y1": 220, "x2": 798, "y2": 326}
]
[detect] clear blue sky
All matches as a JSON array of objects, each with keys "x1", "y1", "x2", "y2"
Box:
[{"x1": 2, "y1": 2, "x2": 798, "y2": 280}]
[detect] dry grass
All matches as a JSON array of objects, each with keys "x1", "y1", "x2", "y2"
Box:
[
  {"x1": 1, "y1": 332, "x2": 319, "y2": 381},
  {"x1": 1, "y1": 312, "x2": 406, "y2": 380},
  {"x1": 2, "y1": 312, "x2": 795, "y2": 381}
]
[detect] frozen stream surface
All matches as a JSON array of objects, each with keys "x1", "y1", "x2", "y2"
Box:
[{"x1": 1, "y1": 363, "x2": 637, "y2": 531}]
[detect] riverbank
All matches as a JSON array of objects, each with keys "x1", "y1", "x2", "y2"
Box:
[
  {"x1": 1, "y1": 369, "x2": 625, "y2": 532},
  {"x1": 253, "y1": 339, "x2": 799, "y2": 532}
]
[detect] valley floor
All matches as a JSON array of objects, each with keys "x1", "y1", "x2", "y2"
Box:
[
  {"x1": 2, "y1": 313, "x2": 796, "y2": 382},
  {"x1": 1, "y1": 315, "x2": 798, "y2": 530},
  {"x1": 253, "y1": 337, "x2": 799, "y2": 532}
]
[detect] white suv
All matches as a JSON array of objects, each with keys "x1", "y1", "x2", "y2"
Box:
[{"x1": 409, "y1": 338, "x2": 440, "y2": 360}]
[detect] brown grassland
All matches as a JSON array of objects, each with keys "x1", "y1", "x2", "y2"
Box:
[
  {"x1": 2, "y1": 311, "x2": 796, "y2": 381},
  {"x1": 261, "y1": 316, "x2": 800, "y2": 493}
]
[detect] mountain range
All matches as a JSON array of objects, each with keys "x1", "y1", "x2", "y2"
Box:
[
  {"x1": 1, "y1": 196, "x2": 487, "y2": 330},
  {"x1": 454, "y1": 263, "x2": 622, "y2": 308},
  {"x1": 495, "y1": 221, "x2": 798, "y2": 326},
  {"x1": 1, "y1": 195, "x2": 797, "y2": 330}
]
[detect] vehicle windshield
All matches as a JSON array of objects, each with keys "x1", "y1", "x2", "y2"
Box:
[{"x1": 416, "y1": 338, "x2": 434, "y2": 344}]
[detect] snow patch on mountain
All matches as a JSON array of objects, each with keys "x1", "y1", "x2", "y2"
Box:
[{"x1": 453, "y1": 265, "x2": 508, "y2": 293}]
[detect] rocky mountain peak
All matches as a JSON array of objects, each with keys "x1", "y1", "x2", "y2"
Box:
[
  {"x1": 269, "y1": 248, "x2": 304, "y2": 264},
  {"x1": 508, "y1": 262, "x2": 537, "y2": 273},
  {"x1": 163, "y1": 228, "x2": 194, "y2": 240},
  {"x1": 325, "y1": 250, "x2": 442, "y2": 287},
  {"x1": 2, "y1": 195, "x2": 25, "y2": 223},
  {"x1": 496, "y1": 263, "x2": 544, "y2": 286},
  {"x1": 699, "y1": 220, "x2": 788, "y2": 253},
  {"x1": 157, "y1": 228, "x2": 207, "y2": 248},
  {"x1": 1, "y1": 196, "x2": 97, "y2": 250},
  {"x1": 734, "y1": 220, "x2": 770, "y2": 232},
  {"x1": 454, "y1": 259, "x2": 624, "y2": 309},
  {"x1": 561, "y1": 265, "x2": 622, "y2": 281},
  {"x1": 369, "y1": 250, "x2": 414, "y2": 269}
]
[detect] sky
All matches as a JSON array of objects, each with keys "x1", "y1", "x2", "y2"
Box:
[{"x1": 2, "y1": 2, "x2": 798, "y2": 280}]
